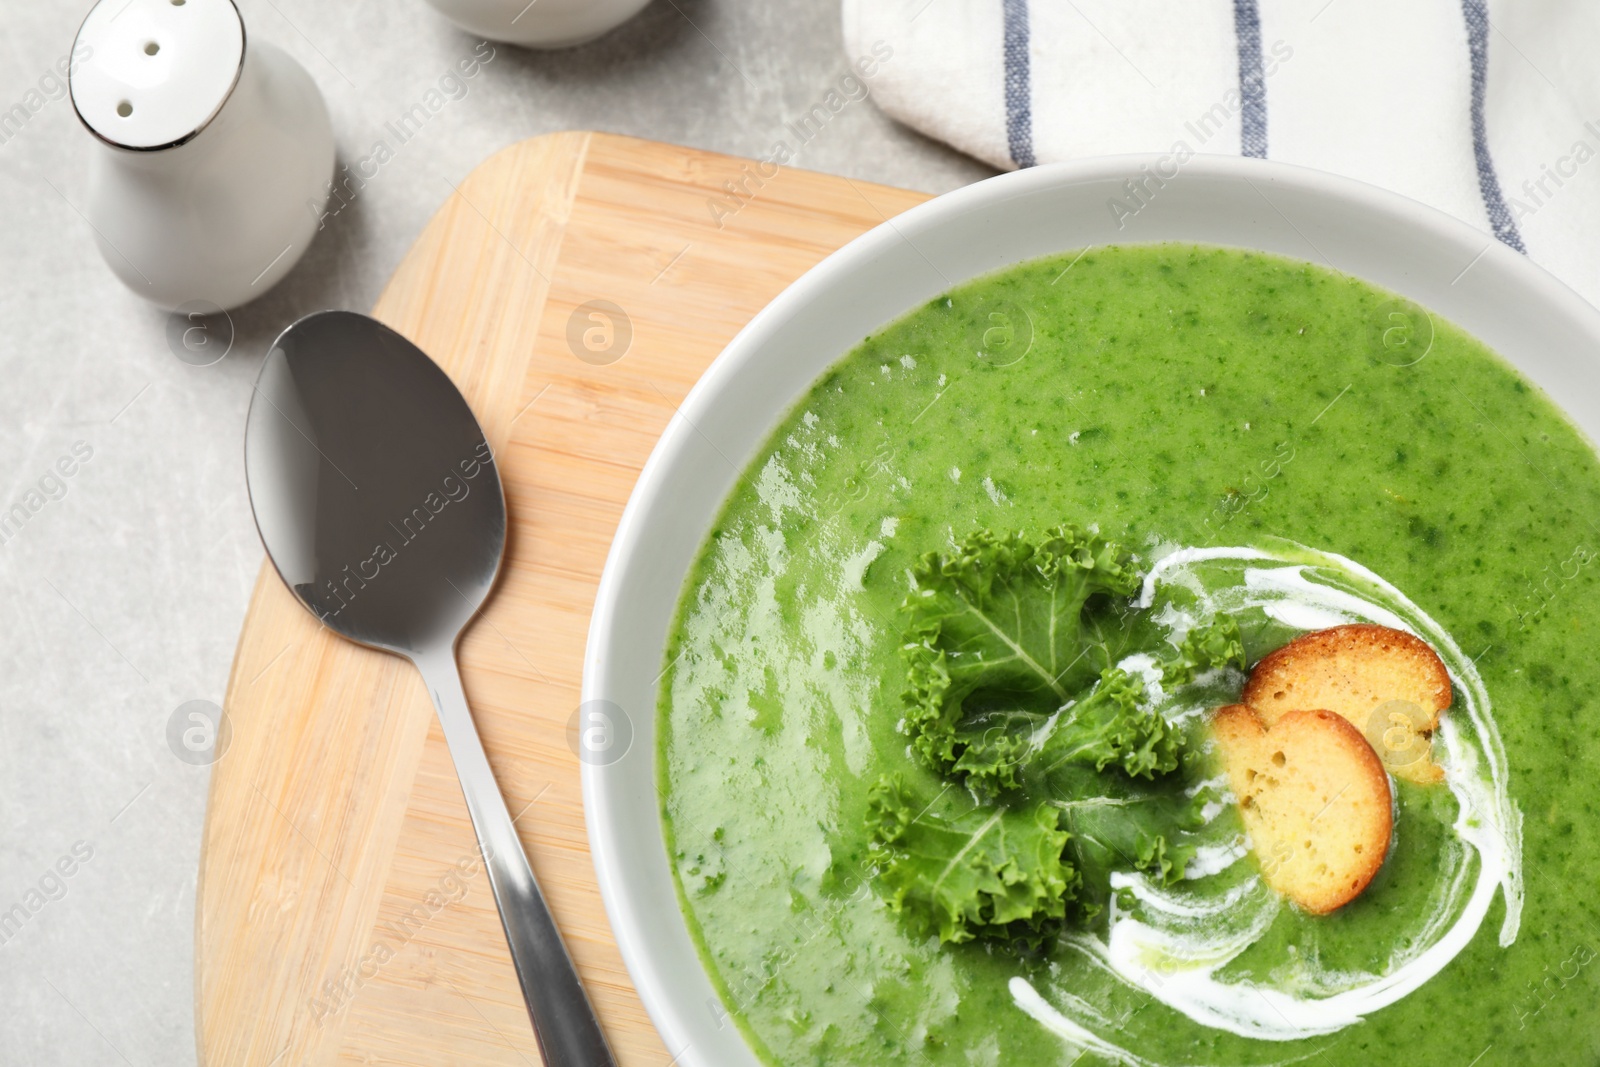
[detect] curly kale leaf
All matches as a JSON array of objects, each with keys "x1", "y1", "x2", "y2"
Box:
[
  {"x1": 901, "y1": 527, "x2": 1146, "y2": 776},
  {"x1": 1047, "y1": 765, "x2": 1219, "y2": 915},
  {"x1": 1160, "y1": 616, "x2": 1247, "y2": 687},
  {"x1": 950, "y1": 719, "x2": 1034, "y2": 801},
  {"x1": 1036, "y1": 668, "x2": 1183, "y2": 781},
  {"x1": 871, "y1": 526, "x2": 1242, "y2": 944},
  {"x1": 953, "y1": 668, "x2": 1184, "y2": 800},
  {"x1": 941, "y1": 670, "x2": 1202, "y2": 920},
  {"x1": 866, "y1": 775, "x2": 1079, "y2": 947}
]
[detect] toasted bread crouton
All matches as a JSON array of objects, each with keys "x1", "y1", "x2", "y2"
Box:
[
  {"x1": 1212, "y1": 704, "x2": 1393, "y2": 914},
  {"x1": 1242, "y1": 624, "x2": 1452, "y2": 784}
]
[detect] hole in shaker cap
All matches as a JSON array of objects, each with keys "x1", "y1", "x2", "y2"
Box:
[
  {"x1": 144, "y1": 41, "x2": 160, "y2": 55},
  {"x1": 170, "y1": 0, "x2": 185, "y2": 5},
  {"x1": 116, "y1": 100, "x2": 133, "y2": 118}
]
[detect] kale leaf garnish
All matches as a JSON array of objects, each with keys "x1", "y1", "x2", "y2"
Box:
[
  {"x1": 867, "y1": 527, "x2": 1235, "y2": 948},
  {"x1": 901, "y1": 525, "x2": 1145, "y2": 776},
  {"x1": 866, "y1": 775, "x2": 1078, "y2": 948}
]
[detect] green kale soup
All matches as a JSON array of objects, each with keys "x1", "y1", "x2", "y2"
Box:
[{"x1": 657, "y1": 244, "x2": 1600, "y2": 1066}]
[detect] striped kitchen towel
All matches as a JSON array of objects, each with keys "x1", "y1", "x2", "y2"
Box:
[{"x1": 843, "y1": 0, "x2": 1600, "y2": 307}]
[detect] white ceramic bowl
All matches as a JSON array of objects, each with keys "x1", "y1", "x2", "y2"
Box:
[
  {"x1": 581, "y1": 155, "x2": 1600, "y2": 1067},
  {"x1": 422, "y1": 0, "x2": 651, "y2": 48}
]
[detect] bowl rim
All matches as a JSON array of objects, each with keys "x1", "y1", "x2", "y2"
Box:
[{"x1": 580, "y1": 151, "x2": 1600, "y2": 1065}]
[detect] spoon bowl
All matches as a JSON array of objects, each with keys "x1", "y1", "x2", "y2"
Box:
[{"x1": 246, "y1": 310, "x2": 505, "y2": 652}]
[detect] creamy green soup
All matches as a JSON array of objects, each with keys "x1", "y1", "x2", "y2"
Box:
[{"x1": 658, "y1": 244, "x2": 1600, "y2": 1065}]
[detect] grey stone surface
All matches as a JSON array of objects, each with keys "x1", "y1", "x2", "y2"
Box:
[{"x1": 0, "y1": 2, "x2": 990, "y2": 1062}]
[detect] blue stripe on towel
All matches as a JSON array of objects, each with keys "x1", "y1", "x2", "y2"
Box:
[
  {"x1": 1461, "y1": 0, "x2": 1526, "y2": 253},
  {"x1": 1002, "y1": 0, "x2": 1036, "y2": 168},
  {"x1": 1233, "y1": 0, "x2": 1267, "y2": 158}
]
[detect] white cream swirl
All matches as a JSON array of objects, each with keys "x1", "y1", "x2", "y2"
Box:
[{"x1": 1013, "y1": 541, "x2": 1524, "y2": 1055}]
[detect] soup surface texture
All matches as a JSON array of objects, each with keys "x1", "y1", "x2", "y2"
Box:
[{"x1": 658, "y1": 244, "x2": 1600, "y2": 1066}]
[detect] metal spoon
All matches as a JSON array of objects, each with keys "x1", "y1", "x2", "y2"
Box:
[{"x1": 244, "y1": 310, "x2": 616, "y2": 1067}]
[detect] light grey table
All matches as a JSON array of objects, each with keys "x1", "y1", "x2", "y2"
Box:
[{"x1": 0, "y1": 2, "x2": 989, "y2": 1062}]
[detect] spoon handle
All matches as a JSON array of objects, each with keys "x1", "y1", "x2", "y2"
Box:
[{"x1": 414, "y1": 646, "x2": 617, "y2": 1067}]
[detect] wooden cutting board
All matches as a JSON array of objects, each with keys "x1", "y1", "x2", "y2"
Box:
[{"x1": 196, "y1": 132, "x2": 928, "y2": 1066}]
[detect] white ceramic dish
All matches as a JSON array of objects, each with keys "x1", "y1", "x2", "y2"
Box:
[
  {"x1": 580, "y1": 155, "x2": 1600, "y2": 1067},
  {"x1": 422, "y1": 0, "x2": 651, "y2": 48}
]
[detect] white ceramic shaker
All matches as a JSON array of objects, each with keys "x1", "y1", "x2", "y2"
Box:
[
  {"x1": 422, "y1": 0, "x2": 651, "y2": 49},
  {"x1": 69, "y1": 0, "x2": 335, "y2": 311}
]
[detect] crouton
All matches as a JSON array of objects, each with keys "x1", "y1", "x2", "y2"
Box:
[
  {"x1": 1242, "y1": 624, "x2": 1452, "y2": 784},
  {"x1": 1212, "y1": 704, "x2": 1393, "y2": 914}
]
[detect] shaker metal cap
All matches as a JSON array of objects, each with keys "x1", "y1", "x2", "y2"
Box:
[{"x1": 70, "y1": 0, "x2": 245, "y2": 150}]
